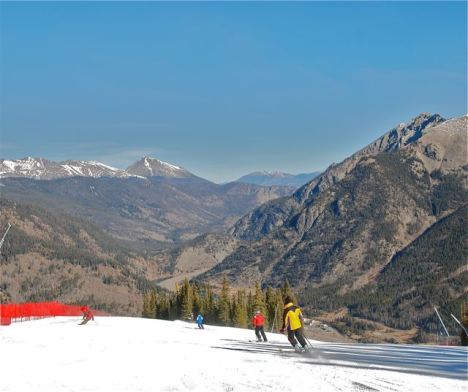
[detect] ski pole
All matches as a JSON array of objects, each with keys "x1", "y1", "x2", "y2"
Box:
[{"x1": 434, "y1": 306, "x2": 450, "y2": 337}]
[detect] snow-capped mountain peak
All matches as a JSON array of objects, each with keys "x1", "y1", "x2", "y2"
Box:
[
  {"x1": 0, "y1": 156, "x2": 195, "y2": 180},
  {"x1": 0, "y1": 156, "x2": 194, "y2": 180},
  {"x1": 126, "y1": 156, "x2": 192, "y2": 178},
  {"x1": 0, "y1": 157, "x2": 131, "y2": 180}
]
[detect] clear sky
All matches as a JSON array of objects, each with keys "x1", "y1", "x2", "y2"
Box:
[{"x1": 1, "y1": 2, "x2": 466, "y2": 183}]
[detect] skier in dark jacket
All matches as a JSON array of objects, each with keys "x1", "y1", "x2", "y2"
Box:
[
  {"x1": 280, "y1": 297, "x2": 310, "y2": 352},
  {"x1": 251, "y1": 310, "x2": 268, "y2": 342},
  {"x1": 196, "y1": 314, "x2": 204, "y2": 329}
]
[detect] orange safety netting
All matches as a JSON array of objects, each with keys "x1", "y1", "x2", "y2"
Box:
[{"x1": 0, "y1": 302, "x2": 108, "y2": 326}]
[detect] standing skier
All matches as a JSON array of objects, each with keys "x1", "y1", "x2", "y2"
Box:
[
  {"x1": 196, "y1": 314, "x2": 204, "y2": 329},
  {"x1": 280, "y1": 297, "x2": 310, "y2": 352},
  {"x1": 79, "y1": 306, "x2": 94, "y2": 325},
  {"x1": 251, "y1": 310, "x2": 268, "y2": 342}
]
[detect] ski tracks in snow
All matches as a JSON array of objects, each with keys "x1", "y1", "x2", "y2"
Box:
[{"x1": 1, "y1": 317, "x2": 466, "y2": 392}]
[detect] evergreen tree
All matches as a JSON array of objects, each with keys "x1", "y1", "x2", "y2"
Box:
[
  {"x1": 253, "y1": 282, "x2": 267, "y2": 322},
  {"x1": 141, "y1": 280, "x2": 299, "y2": 330},
  {"x1": 158, "y1": 292, "x2": 170, "y2": 320},
  {"x1": 218, "y1": 276, "x2": 231, "y2": 326},
  {"x1": 150, "y1": 290, "x2": 157, "y2": 318},
  {"x1": 247, "y1": 290, "x2": 254, "y2": 322},
  {"x1": 273, "y1": 288, "x2": 284, "y2": 331},
  {"x1": 265, "y1": 286, "x2": 277, "y2": 329},
  {"x1": 180, "y1": 278, "x2": 193, "y2": 320},
  {"x1": 142, "y1": 291, "x2": 153, "y2": 318},
  {"x1": 192, "y1": 282, "x2": 203, "y2": 315},
  {"x1": 281, "y1": 280, "x2": 296, "y2": 304},
  {"x1": 203, "y1": 283, "x2": 216, "y2": 323},
  {"x1": 233, "y1": 289, "x2": 248, "y2": 328}
]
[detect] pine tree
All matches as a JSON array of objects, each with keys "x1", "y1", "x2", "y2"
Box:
[
  {"x1": 233, "y1": 289, "x2": 248, "y2": 328},
  {"x1": 247, "y1": 290, "x2": 254, "y2": 321},
  {"x1": 142, "y1": 291, "x2": 152, "y2": 318},
  {"x1": 192, "y1": 283, "x2": 203, "y2": 316},
  {"x1": 253, "y1": 282, "x2": 267, "y2": 319},
  {"x1": 281, "y1": 279, "x2": 296, "y2": 304},
  {"x1": 265, "y1": 286, "x2": 277, "y2": 329},
  {"x1": 180, "y1": 278, "x2": 193, "y2": 320},
  {"x1": 218, "y1": 276, "x2": 231, "y2": 326},
  {"x1": 173, "y1": 282, "x2": 182, "y2": 319},
  {"x1": 202, "y1": 283, "x2": 216, "y2": 324},
  {"x1": 150, "y1": 290, "x2": 157, "y2": 318},
  {"x1": 273, "y1": 288, "x2": 284, "y2": 331}
]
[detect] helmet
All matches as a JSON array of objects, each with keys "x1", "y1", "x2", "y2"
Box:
[{"x1": 256, "y1": 310, "x2": 260, "y2": 314}]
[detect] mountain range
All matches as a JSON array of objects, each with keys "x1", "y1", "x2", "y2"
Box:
[
  {"x1": 1, "y1": 112, "x2": 466, "y2": 341},
  {"x1": 195, "y1": 113, "x2": 467, "y2": 339},
  {"x1": 0, "y1": 164, "x2": 295, "y2": 244},
  {"x1": 0, "y1": 156, "x2": 194, "y2": 180},
  {"x1": 0, "y1": 156, "x2": 320, "y2": 188}
]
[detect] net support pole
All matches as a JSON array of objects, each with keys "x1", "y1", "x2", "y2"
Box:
[{"x1": 434, "y1": 306, "x2": 450, "y2": 337}]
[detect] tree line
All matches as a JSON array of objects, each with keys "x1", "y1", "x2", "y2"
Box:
[{"x1": 142, "y1": 277, "x2": 296, "y2": 331}]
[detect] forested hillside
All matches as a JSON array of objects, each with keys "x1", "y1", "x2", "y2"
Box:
[
  {"x1": 302, "y1": 206, "x2": 467, "y2": 341},
  {"x1": 0, "y1": 199, "x2": 161, "y2": 314}
]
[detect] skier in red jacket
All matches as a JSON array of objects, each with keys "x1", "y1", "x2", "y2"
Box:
[
  {"x1": 251, "y1": 310, "x2": 268, "y2": 342},
  {"x1": 79, "y1": 306, "x2": 94, "y2": 325}
]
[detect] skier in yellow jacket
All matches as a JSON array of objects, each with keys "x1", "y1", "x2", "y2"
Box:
[{"x1": 280, "y1": 296, "x2": 310, "y2": 352}]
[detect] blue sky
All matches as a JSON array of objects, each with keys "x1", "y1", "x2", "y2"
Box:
[{"x1": 1, "y1": 2, "x2": 466, "y2": 183}]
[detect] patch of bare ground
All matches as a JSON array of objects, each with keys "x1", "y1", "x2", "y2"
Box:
[
  {"x1": 316, "y1": 308, "x2": 419, "y2": 343},
  {"x1": 303, "y1": 320, "x2": 355, "y2": 343}
]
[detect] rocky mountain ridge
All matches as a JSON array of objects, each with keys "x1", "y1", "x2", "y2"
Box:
[
  {"x1": 194, "y1": 112, "x2": 467, "y2": 338},
  {"x1": 0, "y1": 156, "x2": 194, "y2": 180},
  {"x1": 201, "y1": 113, "x2": 467, "y2": 288},
  {"x1": 231, "y1": 113, "x2": 454, "y2": 240}
]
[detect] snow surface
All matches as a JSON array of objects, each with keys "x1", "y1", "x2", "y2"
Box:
[{"x1": 0, "y1": 317, "x2": 466, "y2": 392}]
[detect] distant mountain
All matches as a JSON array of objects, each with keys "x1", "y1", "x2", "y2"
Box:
[
  {"x1": 232, "y1": 112, "x2": 449, "y2": 240},
  {"x1": 236, "y1": 171, "x2": 321, "y2": 188},
  {"x1": 0, "y1": 175, "x2": 294, "y2": 244},
  {"x1": 0, "y1": 156, "x2": 195, "y2": 180},
  {"x1": 0, "y1": 157, "x2": 132, "y2": 180},
  {"x1": 126, "y1": 157, "x2": 194, "y2": 178},
  {"x1": 197, "y1": 113, "x2": 467, "y2": 338}
]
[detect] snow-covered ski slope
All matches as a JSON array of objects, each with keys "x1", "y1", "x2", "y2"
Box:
[{"x1": 1, "y1": 317, "x2": 466, "y2": 392}]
